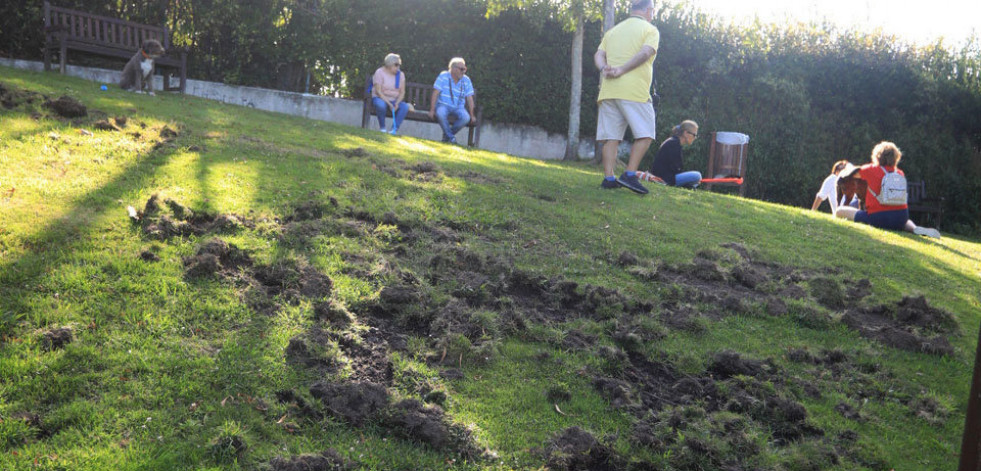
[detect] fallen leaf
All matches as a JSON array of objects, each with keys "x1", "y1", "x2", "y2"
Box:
[
  {"x1": 554, "y1": 404, "x2": 567, "y2": 416},
  {"x1": 221, "y1": 395, "x2": 232, "y2": 407},
  {"x1": 276, "y1": 414, "x2": 288, "y2": 424}
]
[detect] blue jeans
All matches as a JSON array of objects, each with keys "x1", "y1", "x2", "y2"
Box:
[
  {"x1": 674, "y1": 171, "x2": 702, "y2": 188},
  {"x1": 435, "y1": 104, "x2": 469, "y2": 142},
  {"x1": 372, "y1": 98, "x2": 409, "y2": 131},
  {"x1": 855, "y1": 208, "x2": 908, "y2": 230}
]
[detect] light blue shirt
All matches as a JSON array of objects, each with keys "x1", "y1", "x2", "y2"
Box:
[{"x1": 433, "y1": 71, "x2": 474, "y2": 109}]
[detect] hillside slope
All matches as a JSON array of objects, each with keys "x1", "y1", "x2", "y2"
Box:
[{"x1": 1, "y1": 66, "x2": 980, "y2": 470}]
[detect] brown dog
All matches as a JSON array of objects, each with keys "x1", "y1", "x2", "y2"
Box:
[{"x1": 119, "y1": 39, "x2": 165, "y2": 95}]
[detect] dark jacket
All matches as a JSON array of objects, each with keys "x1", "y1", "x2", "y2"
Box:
[{"x1": 650, "y1": 135, "x2": 683, "y2": 186}]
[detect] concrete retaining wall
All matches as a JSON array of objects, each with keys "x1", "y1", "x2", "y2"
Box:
[{"x1": 1, "y1": 58, "x2": 602, "y2": 160}]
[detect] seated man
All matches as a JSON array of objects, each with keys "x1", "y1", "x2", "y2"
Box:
[{"x1": 428, "y1": 57, "x2": 476, "y2": 144}]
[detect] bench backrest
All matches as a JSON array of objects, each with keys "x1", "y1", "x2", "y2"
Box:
[
  {"x1": 907, "y1": 180, "x2": 927, "y2": 204},
  {"x1": 44, "y1": 1, "x2": 170, "y2": 50},
  {"x1": 365, "y1": 77, "x2": 476, "y2": 110}
]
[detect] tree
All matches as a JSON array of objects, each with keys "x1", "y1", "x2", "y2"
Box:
[{"x1": 487, "y1": 0, "x2": 604, "y2": 161}]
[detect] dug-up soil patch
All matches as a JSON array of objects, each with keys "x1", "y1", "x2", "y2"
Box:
[
  {"x1": 269, "y1": 449, "x2": 356, "y2": 471},
  {"x1": 136, "y1": 194, "x2": 253, "y2": 240},
  {"x1": 842, "y1": 295, "x2": 958, "y2": 356},
  {"x1": 542, "y1": 426, "x2": 624, "y2": 471},
  {"x1": 1, "y1": 82, "x2": 48, "y2": 110},
  {"x1": 641, "y1": 242, "x2": 959, "y2": 356},
  {"x1": 44, "y1": 95, "x2": 87, "y2": 118},
  {"x1": 590, "y1": 349, "x2": 825, "y2": 468},
  {"x1": 41, "y1": 326, "x2": 74, "y2": 351}
]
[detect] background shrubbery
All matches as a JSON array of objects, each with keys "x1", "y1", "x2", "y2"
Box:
[{"x1": 2, "y1": 0, "x2": 978, "y2": 233}]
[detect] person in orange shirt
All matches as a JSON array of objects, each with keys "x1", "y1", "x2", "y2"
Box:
[{"x1": 834, "y1": 141, "x2": 940, "y2": 239}]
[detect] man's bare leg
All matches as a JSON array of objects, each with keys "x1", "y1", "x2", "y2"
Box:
[
  {"x1": 603, "y1": 140, "x2": 620, "y2": 177},
  {"x1": 628, "y1": 138, "x2": 652, "y2": 172}
]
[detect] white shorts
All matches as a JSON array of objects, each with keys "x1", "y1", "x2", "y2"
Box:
[{"x1": 596, "y1": 99, "x2": 656, "y2": 141}]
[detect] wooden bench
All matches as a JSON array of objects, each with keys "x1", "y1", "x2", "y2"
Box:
[
  {"x1": 908, "y1": 180, "x2": 943, "y2": 228},
  {"x1": 361, "y1": 78, "x2": 482, "y2": 147},
  {"x1": 42, "y1": 1, "x2": 187, "y2": 93}
]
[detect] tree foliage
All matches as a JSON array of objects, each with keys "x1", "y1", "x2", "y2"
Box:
[{"x1": 1, "y1": 0, "x2": 979, "y2": 233}]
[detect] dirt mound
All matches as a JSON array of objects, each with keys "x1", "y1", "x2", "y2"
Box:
[
  {"x1": 616, "y1": 251, "x2": 640, "y2": 266},
  {"x1": 405, "y1": 162, "x2": 443, "y2": 182},
  {"x1": 2, "y1": 84, "x2": 47, "y2": 110},
  {"x1": 269, "y1": 449, "x2": 355, "y2": 471},
  {"x1": 287, "y1": 199, "x2": 338, "y2": 222},
  {"x1": 309, "y1": 381, "x2": 389, "y2": 426},
  {"x1": 708, "y1": 350, "x2": 774, "y2": 379},
  {"x1": 385, "y1": 399, "x2": 450, "y2": 448},
  {"x1": 138, "y1": 195, "x2": 251, "y2": 239},
  {"x1": 314, "y1": 299, "x2": 354, "y2": 325},
  {"x1": 183, "y1": 238, "x2": 252, "y2": 278},
  {"x1": 562, "y1": 330, "x2": 597, "y2": 350},
  {"x1": 42, "y1": 326, "x2": 74, "y2": 350},
  {"x1": 275, "y1": 389, "x2": 322, "y2": 419},
  {"x1": 93, "y1": 119, "x2": 120, "y2": 131},
  {"x1": 835, "y1": 402, "x2": 865, "y2": 422},
  {"x1": 809, "y1": 277, "x2": 846, "y2": 309},
  {"x1": 159, "y1": 126, "x2": 179, "y2": 139},
  {"x1": 842, "y1": 296, "x2": 957, "y2": 355},
  {"x1": 333, "y1": 327, "x2": 393, "y2": 384},
  {"x1": 543, "y1": 427, "x2": 623, "y2": 471},
  {"x1": 139, "y1": 250, "x2": 161, "y2": 262},
  {"x1": 45, "y1": 95, "x2": 87, "y2": 118},
  {"x1": 253, "y1": 260, "x2": 333, "y2": 300},
  {"x1": 847, "y1": 278, "x2": 873, "y2": 301}
]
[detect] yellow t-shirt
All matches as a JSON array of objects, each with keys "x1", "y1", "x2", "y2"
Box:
[{"x1": 597, "y1": 17, "x2": 660, "y2": 103}]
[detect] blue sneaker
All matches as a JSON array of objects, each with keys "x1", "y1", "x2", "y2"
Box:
[
  {"x1": 617, "y1": 173, "x2": 649, "y2": 194},
  {"x1": 600, "y1": 178, "x2": 619, "y2": 189}
]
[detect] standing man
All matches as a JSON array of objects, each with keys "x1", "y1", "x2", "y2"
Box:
[
  {"x1": 594, "y1": 0, "x2": 660, "y2": 194},
  {"x1": 429, "y1": 57, "x2": 476, "y2": 144}
]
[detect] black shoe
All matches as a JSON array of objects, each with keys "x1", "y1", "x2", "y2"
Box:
[
  {"x1": 616, "y1": 173, "x2": 649, "y2": 194},
  {"x1": 601, "y1": 178, "x2": 619, "y2": 189}
]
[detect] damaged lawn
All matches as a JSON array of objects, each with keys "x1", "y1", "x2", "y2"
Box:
[{"x1": 1, "y1": 67, "x2": 980, "y2": 470}]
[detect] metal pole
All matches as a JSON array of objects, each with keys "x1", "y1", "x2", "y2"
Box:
[{"x1": 958, "y1": 321, "x2": 981, "y2": 471}]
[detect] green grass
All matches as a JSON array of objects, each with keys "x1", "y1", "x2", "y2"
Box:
[{"x1": 1, "y1": 66, "x2": 979, "y2": 470}]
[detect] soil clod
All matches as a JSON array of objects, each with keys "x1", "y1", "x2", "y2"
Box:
[
  {"x1": 543, "y1": 427, "x2": 623, "y2": 471},
  {"x1": 42, "y1": 326, "x2": 74, "y2": 350},
  {"x1": 309, "y1": 381, "x2": 389, "y2": 426},
  {"x1": 269, "y1": 449, "x2": 356, "y2": 471},
  {"x1": 842, "y1": 296, "x2": 957, "y2": 355},
  {"x1": 45, "y1": 95, "x2": 87, "y2": 118}
]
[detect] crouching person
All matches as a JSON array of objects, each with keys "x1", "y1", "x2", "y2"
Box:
[{"x1": 649, "y1": 120, "x2": 702, "y2": 189}]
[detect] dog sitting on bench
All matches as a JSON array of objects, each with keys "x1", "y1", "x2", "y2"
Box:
[{"x1": 119, "y1": 39, "x2": 165, "y2": 95}]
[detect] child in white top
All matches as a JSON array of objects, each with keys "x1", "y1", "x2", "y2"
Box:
[{"x1": 812, "y1": 160, "x2": 853, "y2": 213}]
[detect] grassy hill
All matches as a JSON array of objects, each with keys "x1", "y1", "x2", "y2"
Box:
[{"x1": 1, "y1": 66, "x2": 979, "y2": 470}]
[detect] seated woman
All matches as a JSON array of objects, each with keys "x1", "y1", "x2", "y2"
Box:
[
  {"x1": 372, "y1": 53, "x2": 409, "y2": 135},
  {"x1": 834, "y1": 141, "x2": 941, "y2": 239},
  {"x1": 648, "y1": 120, "x2": 702, "y2": 188}
]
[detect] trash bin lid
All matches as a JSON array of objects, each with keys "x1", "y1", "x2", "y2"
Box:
[{"x1": 715, "y1": 132, "x2": 750, "y2": 145}]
